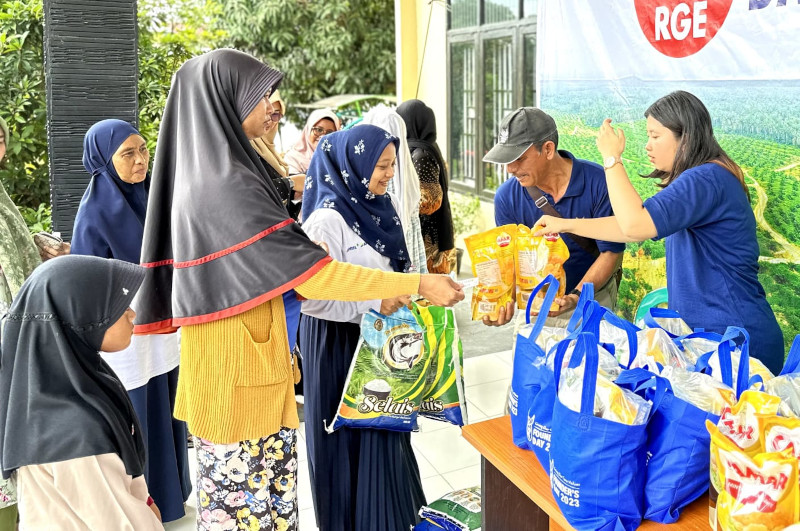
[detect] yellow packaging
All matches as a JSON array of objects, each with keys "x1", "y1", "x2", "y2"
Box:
[
  {"x1": 464, "y1": 225, "x2": 517, "y2": 321},
  {"x1": 717, "y1": 390, "x2": 782, "y2": 457},
  {"x1": 708, "y1": 420, "x2": 799, "y2": 531},
  {"x1": 514, "y1": 225, "x2": 569, "y2": 313},
  {"x1": 764, "y1": 416, "x2": 800, "y2": 459}
]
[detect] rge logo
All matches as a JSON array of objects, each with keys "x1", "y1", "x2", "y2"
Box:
[{"x1": 634, "y1": 0, "x2": 733, "y2": 58}]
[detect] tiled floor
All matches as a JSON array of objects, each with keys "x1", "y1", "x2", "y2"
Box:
[{"x1": 164, "y1": 350, "x2": 513, "y2": 530}]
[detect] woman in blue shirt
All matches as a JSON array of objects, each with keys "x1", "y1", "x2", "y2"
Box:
[{"x1": 535, "y1": 91, "x2": 784, "y2": 373}]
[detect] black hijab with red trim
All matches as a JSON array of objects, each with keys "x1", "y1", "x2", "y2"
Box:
[{"x1": 136, "y1": 49, "x2": 330, "y2": 332}]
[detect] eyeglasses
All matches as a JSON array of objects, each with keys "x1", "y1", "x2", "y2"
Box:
[
  {"x1": 270, "y1": 112, "x2": 283, "y2": 122},
  {"x1": 311, "y1": 126, "x2": 336, "y2": 137}
]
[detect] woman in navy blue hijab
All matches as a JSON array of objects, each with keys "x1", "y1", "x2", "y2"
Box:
[{"x1": 71, "y1": 119, "x2": 191, "y2": 523}]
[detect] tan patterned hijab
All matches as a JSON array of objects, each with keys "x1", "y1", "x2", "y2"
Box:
[{"x1": 250, "y1": 91, "x2": 290, "y2": 177}]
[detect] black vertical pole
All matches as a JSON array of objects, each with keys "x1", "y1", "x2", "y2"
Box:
[{"x1": 43, "y1": 0, "x2": 138, "y2": 240}]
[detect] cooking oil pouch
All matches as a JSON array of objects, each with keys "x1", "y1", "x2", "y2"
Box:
[
  {"x1": 414, "y1": 304, "x2": 468, "y2": 426},
  {"x1": 708, "y1": 420, "x2": 799, "y2": 531},
  {"x1": 418, "y1": 487, "x2": 482, "y2": 531},
  {"x1": 764, "y1": 416, "x2": 800, "y2": 459},
  {"x1": 515, "y1": 225, "x2": 568, "y2": 313},
  {"x1": 716, "y1": 390, "x2": 782, "y2": 458},
  {"x1": 464, "y1": 225, "x2": 516, "y2": 321},
  {"x1": 660, "y1": 365, "x2": 736, "y2": 416},
  {"x1": 327, "y1": 305, "x2": 430, "y2": 433}
]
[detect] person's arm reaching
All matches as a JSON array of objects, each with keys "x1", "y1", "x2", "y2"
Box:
[{"x1": 549, "y1": 250, "x2": 623, "y2": 316}]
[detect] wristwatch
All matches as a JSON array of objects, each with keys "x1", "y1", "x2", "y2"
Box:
[
  {"x1": 603, "y1": 155, "x2": 621, "y2": 170},
  {"x1": 568, "y1": 288, "x2": 581, "y2": 298}
]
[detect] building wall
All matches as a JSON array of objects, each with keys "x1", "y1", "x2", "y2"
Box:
[{"x1": 395, "y1": 0, "x2": 496, "y2": 244}]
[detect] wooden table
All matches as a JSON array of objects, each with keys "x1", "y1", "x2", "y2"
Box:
[{"x1": 462, "y1": 416, "x2": 710, "y2": 530}]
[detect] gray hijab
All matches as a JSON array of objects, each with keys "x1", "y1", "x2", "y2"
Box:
[
  {"x1": 1, "y1": 255, "x2": 147, "y2": 479},
  {"x1": 136, "y1": 49, "x2": 331, "y2": 332}
]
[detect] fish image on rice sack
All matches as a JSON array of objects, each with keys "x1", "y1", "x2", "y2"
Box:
[{"x1": 328, "y1": 306, "x2": 432, "y2": 432}]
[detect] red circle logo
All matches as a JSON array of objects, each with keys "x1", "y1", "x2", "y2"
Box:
[{"x1": 634, "y1": 0, "x2": 733, "y2": 58}]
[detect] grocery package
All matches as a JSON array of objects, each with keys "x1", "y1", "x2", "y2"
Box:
[
  {"x1": 417, "y1": 487, "x2": 481, "y2": 531},
  {"x1": 509, "y1": 275, "x2": 560, "y2": 458},
  {"x1": 660, "y1": 365, "x2": 735, "y2": 416},
  {"x1": 414, "y1": 303, "x2": 468, "y2": 426},
  {"x1": 708, "y1": 420, "x2": 799, "y2": 531},
  {"x1": 464, "y1": 225, "x2": 516, "y2": 321},
  {"x1": 412, "y1": 520, "x2": 444, "y2": 530},
  {"x1": 550, "y1": 333, "x2": 649, "y2": 531},
  {"x1": 678, "y1": 331, "x2": 722, "y2": 366},
  {"x1": 547, "y1": 339, "x2": 622, "y2": 381},
  {"x1": 763, "y1": 335, "x2": 800, "y2": 417},
  {"x1": 639, "y1": 307, "x2": 693, "y2": 338},
  {"x1": 598, "y1": 312, "x2": 639, "y2": 368},
  {"x1": 514, "y1": 224, "x2": 568, "y2": 312},
  {"x1": 631, "y1": 327, "x2": 690, "y2": 370},
  {"x1": 326, "y1": 306, "x2": 429, "y2": 432},
  {"x1": 615, "y1": 367, "x2": 731, "y2": 523}
]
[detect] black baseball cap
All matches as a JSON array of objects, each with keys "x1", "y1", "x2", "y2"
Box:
[{"x1": 483, "y1": 107, "x2": 558, "y2": 164}]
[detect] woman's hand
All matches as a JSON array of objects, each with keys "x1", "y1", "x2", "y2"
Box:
[
  {"x1": 149, "y1": 501, "x2": 162, "y2": 522},
  {"x1": 533, "y1": 215, "x2": 571, "y2": 237},
  {"x1": 380, "y1": 295, "x2": 411, "y2": 315},
  {"x1": 596, "y1": 118, "x2": 626, "y2": 160},
  {"x1": 37, "y1": 241, "x2": 70, "y2": 261},
  {"x1": 419, "y1": 275, "x2": 465, "y2": 307},
  {"x1": 290, "y1": 174, "x2": 305, "y2": 198}
]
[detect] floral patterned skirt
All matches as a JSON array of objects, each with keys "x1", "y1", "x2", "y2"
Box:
[{"x1": 195, "y1": 428, "x2": 298, "y2": 531}]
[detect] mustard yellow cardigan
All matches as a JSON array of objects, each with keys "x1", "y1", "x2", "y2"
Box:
[{"x1": 176, "y1": 261, "x2": 421, "y2": 443}]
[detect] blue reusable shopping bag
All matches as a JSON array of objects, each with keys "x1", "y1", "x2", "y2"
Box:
[
  {"x1": 695, "y1": 326, "x2": 753, "y2": 398},
  {"x1": 641, "y1": 307, "x2": 692, "y2": 338},
  {"x1": 550, "y1": 333, "x2": 649, "y2": 531},
  {"x1": 508, "y1": 275, "x2": 559, "y2": 450},
  {"x1": 615, "y1": 367, "x2": 717, "y2": 524}
]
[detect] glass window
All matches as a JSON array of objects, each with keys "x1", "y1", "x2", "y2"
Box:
[
  {"x1": 523, "y1": 0, "x2": 538, "y2": 18},
  {"x1": 523, "y1": 34, "x2": 536, "y2": 107},
  {"x1": 450, "y1": 0, "x2": 478, "y2": 29},
  {"x1": 483, "y1": 37, "x2": 514, "y2": 191},
  {"x1": 450, "y1": 42, "x2": 477, "y2": 186},
  {"x1": 484, "y1": 0, "x2": 518, "y2": 24}
]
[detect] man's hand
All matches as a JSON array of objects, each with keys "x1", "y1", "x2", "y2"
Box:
[
  {"x1": 419, "y1": 275, "x2": 465, "y2": 307},
  {"x1": 37, "y1": 241, "x2": 70, "y2": 261},
  {"x1": 380, "y1": 295, "x2": 412, "y2": 316},
  {"x1": 533, "y1": 216, "x2": 570, "y2": 237},
  {"x1": 481, "y1": 300, "x2": 515, "y2": 326},
  {"x1": 548, "y1": 294, "x2": 580, "y2": 317}
]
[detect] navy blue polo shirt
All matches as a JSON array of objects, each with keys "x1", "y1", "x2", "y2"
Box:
[
  {"x1": 644, "y1": 162, "x2": 784, "y2": 373},
  {"x1": 493, "y1": 150, "x2": 625, "y2": 292}
]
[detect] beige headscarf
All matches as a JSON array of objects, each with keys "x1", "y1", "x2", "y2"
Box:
[
  {"x1": 250, "y1": 91, "x2": 290, "y2": 177},
  {"x1": 283, "y1": 108, "x2": 341, "y2": 174}
]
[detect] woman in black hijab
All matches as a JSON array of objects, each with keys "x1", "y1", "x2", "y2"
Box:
[
  {"x1": 397, "y1": 99, "x2": 456, "y2": 274},
  {"x1": 135, "y1": 49, "x2": 463, "y2": 529},
  {"x1": 0, "y1": 255, "x2": 161, "y2": 529}
]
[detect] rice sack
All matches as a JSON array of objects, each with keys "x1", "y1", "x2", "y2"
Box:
[
  {"x1": 414, "y1": 303, "x2": 468, "y2": 426},
  {"x1": 327, "y1": 306, "x2": 431, "y2": 432},
  {"x1": 515, "y1": 225, "x2": 568, "y2": 312},
  {"x1": 465, "y1": 225, "x2": 516, "y2": 321},
  {"x1": 418, "y1": 487, "x2": 481, "y2": 531}
]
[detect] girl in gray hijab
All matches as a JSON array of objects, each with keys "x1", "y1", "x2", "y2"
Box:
[{"x1": 0, "y1": 255, "x2": 161, "y2": 529}]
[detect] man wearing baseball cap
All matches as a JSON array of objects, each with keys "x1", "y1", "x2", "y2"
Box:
[{"x1": 482, "y1": 107, "x2": 625, "y2": 327}]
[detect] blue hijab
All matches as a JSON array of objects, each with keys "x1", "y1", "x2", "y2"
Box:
[
  {"x1": 72, "y1": 119, "x2": 150, "y2": 264},
  {"x1": 302, "y1": 125, "x2": 410, "y2": 273}
]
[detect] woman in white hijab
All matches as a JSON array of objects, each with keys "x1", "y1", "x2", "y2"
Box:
[{"x1": 358, "y1": 105, "x2": 428, "y2": 273}]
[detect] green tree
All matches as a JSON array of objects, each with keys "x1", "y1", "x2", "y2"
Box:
[
  {"x1": 137, "y1": 0, "x2": 226, "y2": 151},
  {"x1": 217, "y1": 0, "x2": 396, "y2": 125},
  {"x1": 0, "y1": 0, "x2": 48, "y2": 208}
]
